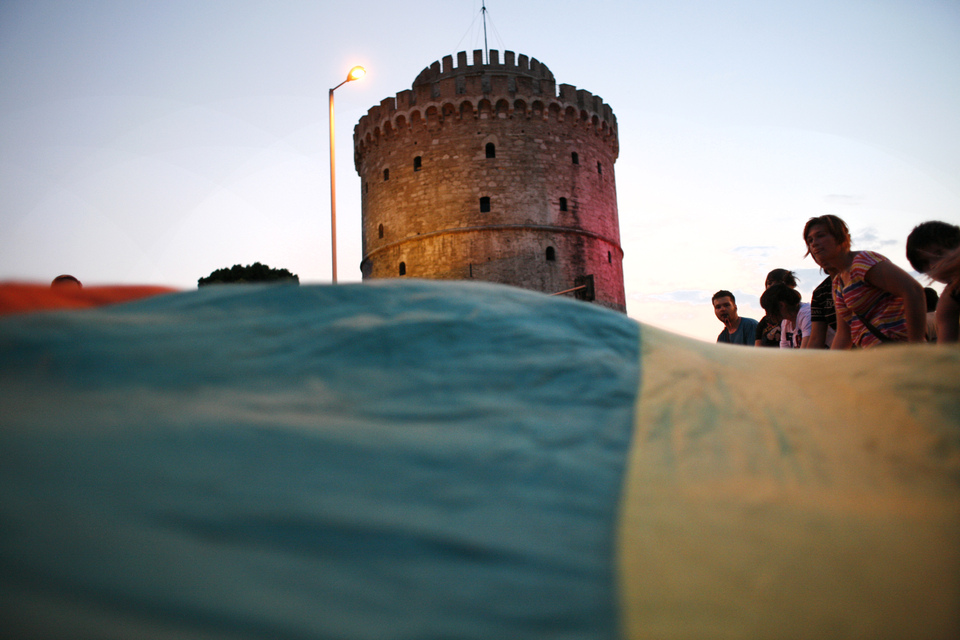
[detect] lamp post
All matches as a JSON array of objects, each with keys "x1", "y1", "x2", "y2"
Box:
[{"x1": 328, "y1": 65, "x2": 366, "y2": 283}]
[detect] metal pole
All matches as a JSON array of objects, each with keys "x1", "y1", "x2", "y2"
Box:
[
  {"x1": 328, "y1": 87, "x2": 338, "y2": 283},
  {"x1": 328, "y1": 68, "x2": 363, "y2": 283},
  {"x1": 482, "y1": 1, "x2": 489, "y2": 64},
  {"x1": 549, "y1": 285, "x2": 587, "y2": 296}
]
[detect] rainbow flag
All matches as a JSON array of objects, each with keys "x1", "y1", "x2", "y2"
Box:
[{"x1": 1, "y1": 280, "x2": 957, "y2": 638}]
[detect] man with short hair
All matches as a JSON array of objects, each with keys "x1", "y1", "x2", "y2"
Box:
[{"x1": 712, "y1": 290, "x2": 758, "y2": 346}]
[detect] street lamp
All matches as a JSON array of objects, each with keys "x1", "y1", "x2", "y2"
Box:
[{"x1": 328, "y1": 65, "x2": 366, "y2": 283}]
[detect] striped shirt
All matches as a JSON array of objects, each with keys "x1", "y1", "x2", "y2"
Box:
[{"x1": 833, "y1": 251, "x2": 907, "y2": 348}]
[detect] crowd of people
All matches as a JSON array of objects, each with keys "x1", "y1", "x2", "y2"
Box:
[{"x1": 713, "y1": 215, "x2": 960, "y2": 348}]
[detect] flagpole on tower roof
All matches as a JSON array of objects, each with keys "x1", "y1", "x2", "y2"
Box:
[{"x1": 482, "y1": 1, "x2": 489, "y2": 63}]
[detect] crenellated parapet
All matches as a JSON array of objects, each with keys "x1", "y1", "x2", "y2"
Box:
[
  {"x1": 412, "y1": 49, "x2": 555, "y2": 88},
  {"x1": 354, "y1": 50, "x2": 618, "y2": 169}
]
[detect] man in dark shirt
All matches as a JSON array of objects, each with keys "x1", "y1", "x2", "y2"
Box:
[
  {"x1": 713, "y1": 290, "x2": 758, "y2": 346},
  {"x1": 804, "y1": 276, "x2": 837, "y2": 348}
]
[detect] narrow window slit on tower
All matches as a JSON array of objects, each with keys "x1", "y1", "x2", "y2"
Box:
[
  {"x1": 546, "y1": 247, "x2": 556, "y2": 261},
  {"x1": 571, "y1": 152, "x2": 579, "y2": 165},
  {"x1": 378, "y1": 224, "x2": 384, "y2": 239},
  {"x1": 597, "y1": 161, "x2": 602, "y2": 175},
  {"x1": 486, "y1": 143, "x2": 496, "y2": 158},
  {"x1": 559, "y1": 197, "x2": 567, "y2": 212},
  {"x1": 383, "y1": 168, "x2": 389, "y2": 181},
  {"x1": 480, "y1": 197, "x2": 491, "y2": 213},
  {"x1": 414, "y1": 156, "x2": 422, "y2": 171},
  {"x1": 399, "y1": 262, "x2": 406, "y2": 276}
]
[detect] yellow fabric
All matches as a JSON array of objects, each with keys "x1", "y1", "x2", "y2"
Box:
[{"x1": 618, "y1": 326, "x2": 960, "y2": 639}]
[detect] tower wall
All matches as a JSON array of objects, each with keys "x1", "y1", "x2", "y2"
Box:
[{"x1": 354, "y1": 50, "x2": 625, "y2": 311}]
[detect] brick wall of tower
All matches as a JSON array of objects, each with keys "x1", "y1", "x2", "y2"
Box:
[{"x1": 354, "y1": 50, "x2": 625, "y2": 311}]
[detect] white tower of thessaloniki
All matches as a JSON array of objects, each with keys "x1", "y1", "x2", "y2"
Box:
[{"x1": 354, "y1": 50, "x2": 624, "y2": 312}]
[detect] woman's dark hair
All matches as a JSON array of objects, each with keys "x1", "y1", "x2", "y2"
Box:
[
  {"x1": 759, "y1": 283, "x2": 802, "y2": 317},
  {"x1": 51, "y1": 274, "x2": 82, "y2": 288},
  {"x1": 765, "y1": 268, "x2": 798, "y2": 288},
  {"x1": 906, "y1": 221, "x2": 960, "y2": 274}
]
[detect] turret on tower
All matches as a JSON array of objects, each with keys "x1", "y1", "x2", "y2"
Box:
[{"x1": 354, "y1": 50, "x2": 625, "y2": 311}]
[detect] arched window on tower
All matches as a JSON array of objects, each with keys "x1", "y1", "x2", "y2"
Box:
[
  {"x1": 571, "y1": 151, "x2": 579, "y2": 165},
  {"x1": 479, "y1": 197, "x2": 491, "y2": 213},
  {"x1": 378, "y1": 224, "x2": 384, "y2": 239},
  {"x1": 486, "y1": 143, "x2": 496, "y2": 158},
  {"x1": 399, "y1": 262, "x2": 406, "y2": 276},
  {"x1": 383, "y1": 168, "x2": 389, "y2": 181},
  {"x1": 414, "y1": 156, "x2": 422, "y2": 171},
  {"x1": 559, "y1": 197, "x2": 568, "y2": 212},
  {"x1": 546, "y1": 247, "x2": 556, "y2": 261}
]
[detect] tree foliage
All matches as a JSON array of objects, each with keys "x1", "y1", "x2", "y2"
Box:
[{"x1": 198, "y1": 262, "x2": 300, "y2": 287}]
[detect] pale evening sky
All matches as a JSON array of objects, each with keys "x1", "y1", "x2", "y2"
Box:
[{"x1": 1, "y1": 0, "x2": 958, "y2": 341}]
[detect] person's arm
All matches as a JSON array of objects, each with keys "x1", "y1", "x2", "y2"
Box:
[
  {"x1": 864, "y1": 259, "x2": 927, "y2": 343},
  {"x1": 796, "y1": 305, "x2": 812, "y2": 349},
  {"x1": 936, "y1": 287, "x2": 959, "y2": 344},
  {"x1": 831, "y1": 314, "x2": 853, "y2": 350},
  {"x1": 779, "y1": 319, "x2": 790, "y2": 349},
  {"x1": 802, "y1": 321, "x2": 827, "y2": 349}
]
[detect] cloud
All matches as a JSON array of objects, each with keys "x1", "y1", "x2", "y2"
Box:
[
  {"x1": 854, "y1": 226, "x2": 898, "y2": 249},
  {"x1": 633, "y1": 290, "x2": 710, "y2": 305}
]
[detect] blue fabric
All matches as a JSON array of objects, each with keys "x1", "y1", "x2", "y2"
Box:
[{"x1": 0, "y1": 280, "x2": 641, "y2": 639}]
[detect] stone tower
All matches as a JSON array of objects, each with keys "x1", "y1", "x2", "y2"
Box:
[{"x1": 353, "y1": 50, "x2": 625, "y2": 311}]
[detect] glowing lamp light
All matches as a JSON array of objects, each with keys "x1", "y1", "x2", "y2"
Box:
[{"x1": 347, "y1": 66, "x2": 366, "y2": 82}]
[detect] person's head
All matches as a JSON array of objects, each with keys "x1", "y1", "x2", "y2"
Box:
[
  {"x1": 712, "y1": 290, "x2": 739, "y2": 324},
  {"x1": 924, "y1": 287, "x2": 939, "y2": 313},
  {"x1": 803, "y1": 215, "x2": 851, "y2": 269},
  {"x1": 906, "y1": 221, "x2": 960, "y2": 275},
  {"x1": 765, "y1": 268, "x2": 798, "y2": 289},
  {"x1": 51, "y1": 274, "x2": 82, "y2": 289},
  {"x1": 759, "y1": 283, "x2": 802, "y2": 323}
]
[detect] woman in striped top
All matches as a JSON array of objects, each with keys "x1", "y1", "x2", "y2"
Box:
[{"x1": 803, "y1": 215, "x2": 926, "y2": 348}]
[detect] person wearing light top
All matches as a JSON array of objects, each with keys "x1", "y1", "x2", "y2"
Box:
[
  {"x1": 754, "y1": 268, "x2": 798, "y2": 347},
  {"x1": 759, "y1": 284, "x2": 810, "y2": 349},
  {"x1": 804, "y1": 215, "x2": 926, "y2": 348}
]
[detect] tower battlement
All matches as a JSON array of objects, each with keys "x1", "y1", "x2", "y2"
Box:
[
  {"x1": 412, "y1": 50, "x2": 554, "y2": 86},
  {"x1": 354, "y1": 50, "x2": 618, "y2": 164}
]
